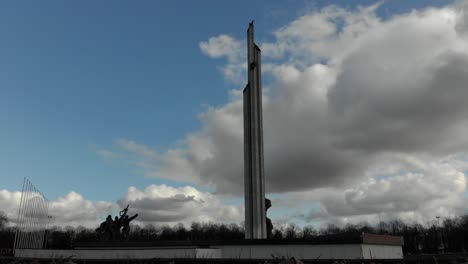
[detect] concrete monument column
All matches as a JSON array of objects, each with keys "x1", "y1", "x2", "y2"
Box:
[{"x1": 243, "y1": 21, "x2": 266, "y2": 239}]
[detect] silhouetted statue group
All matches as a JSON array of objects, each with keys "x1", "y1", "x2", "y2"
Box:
[
  {"x1": 95, "y1": 202, "x2": 272, "y2": 241},
  {"x1": 96, "y1": 204, "x2": 138, "y2": 241}
]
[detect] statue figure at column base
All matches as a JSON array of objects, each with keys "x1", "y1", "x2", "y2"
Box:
[{"x1": 265, "y1": 198, "x2": 273, "y2": 239}]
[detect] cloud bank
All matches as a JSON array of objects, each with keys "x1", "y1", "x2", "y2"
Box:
[
  {"x1": 0, "y1": 185, "x2": 242, "y2": 228},
  {"x1": 0, "y1": 189, "x2": 114, "y2": 228}
]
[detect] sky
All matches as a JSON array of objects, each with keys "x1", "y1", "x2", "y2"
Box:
[{"x1": 1, "y1": 0, "x2": 468, "y2": 229}]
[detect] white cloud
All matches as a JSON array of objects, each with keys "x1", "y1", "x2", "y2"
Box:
[
  {"x1": 0, "y1": 189, "x2": 115, "y2": 228},
  {"x1": 118, "y1": 184, "x2": 243, "y2": 226},
  {"x1": 49, "y1": 192, "x2": 115, "y2": 228},
  {"x1": 0, "y1": 189, "x2": 22, "y2": 224},
  {"x1": 117, "y1": 138, "x2": 159, "y2": 159},
  {"x1": 264, "y1": 2, "x2": 384, "y2": 64},
  {"x1": 199, "y1": 35, "x2": 245, "y2": 84},
  {"x1": 199, "y1": 35, "x2": 243, "y2": 62}
]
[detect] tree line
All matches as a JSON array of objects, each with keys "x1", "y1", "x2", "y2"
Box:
[{"x1": 1, "y1": 211, "x2": 467, "y2": 255}]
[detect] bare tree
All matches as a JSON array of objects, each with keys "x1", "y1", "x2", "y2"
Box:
[
  {"x1": 285, "y1": 223, "x2": 299, "y2": 239},
  {"x1": 302, "y1": 225, "x2": 318, "y2": 239}
]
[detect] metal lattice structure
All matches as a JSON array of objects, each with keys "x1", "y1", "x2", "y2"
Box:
[{"x1": 13, "y1": 178, "x2": 50, "y2": 251}]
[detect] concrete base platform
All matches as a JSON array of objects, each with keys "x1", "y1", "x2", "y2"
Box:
[
  {"x1": 15, "y1": 244, "x2": 403, "y2": 260},
  {"x1": 14, "y1": 233, "x2": 404, "y2": 260}
]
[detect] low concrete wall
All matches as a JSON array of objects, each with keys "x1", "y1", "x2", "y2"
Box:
[
  {"x1": 361, "y1": 244, "x2": 404, "y2": 259},
  {"x1": 15, "y1": 244, "x2": 402, "y2": 260},
  {"x1": 219, "y1": 244, "x2": 404, "y2": 259},
  {"x1": 217, "y1": 244, "x2": 363, "y2": 259},
  {"x1": 15, "y1": 248, "x2": 221, "y2": 259}
]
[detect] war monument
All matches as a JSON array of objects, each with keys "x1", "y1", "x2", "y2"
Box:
[{"x1": 12, "y1": 22, "x2": 404, "y2": 261}]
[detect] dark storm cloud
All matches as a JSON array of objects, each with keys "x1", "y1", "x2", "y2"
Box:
[{"x1": 329, "y1": 51, "x2": 468, "y2": 154}]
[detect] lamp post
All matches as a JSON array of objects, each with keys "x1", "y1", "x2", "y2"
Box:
[
  {"x1": 43, "y1": 216, "x2": 52, "y2": 249},
  {"x1": 435, "y1": 216, "x2": 445, "y2": 253}
]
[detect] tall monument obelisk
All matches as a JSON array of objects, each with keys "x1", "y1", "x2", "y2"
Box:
[{"x1": 243, "y1": 21, "x2": 266, "y2": 239}]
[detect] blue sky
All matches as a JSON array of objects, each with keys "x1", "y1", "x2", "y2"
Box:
[
  {"x1": 2, "y1": 0, "x2": 467, "y2": 227},
  {"x1": 0, "y1": 0, "x2": 311, "y2": 199}
]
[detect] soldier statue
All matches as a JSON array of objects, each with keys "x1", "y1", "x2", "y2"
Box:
[
  {"x1": 96, "y1": 204, "x2": 138, "y2": 241},
  {"x1": 121, "y1": 214, "x2": 138, "y2": 241}
]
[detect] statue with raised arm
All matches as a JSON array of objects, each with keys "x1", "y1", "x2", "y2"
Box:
[
  {"x1": 112, "y1": 205, "x2": 129, "y2": 240},
  {"x1": 120, "y1": 204, "x2": 129, "y2": 217},
  {"x1": 121, "y1": 213, "x2": 138, "y2": 241}
]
